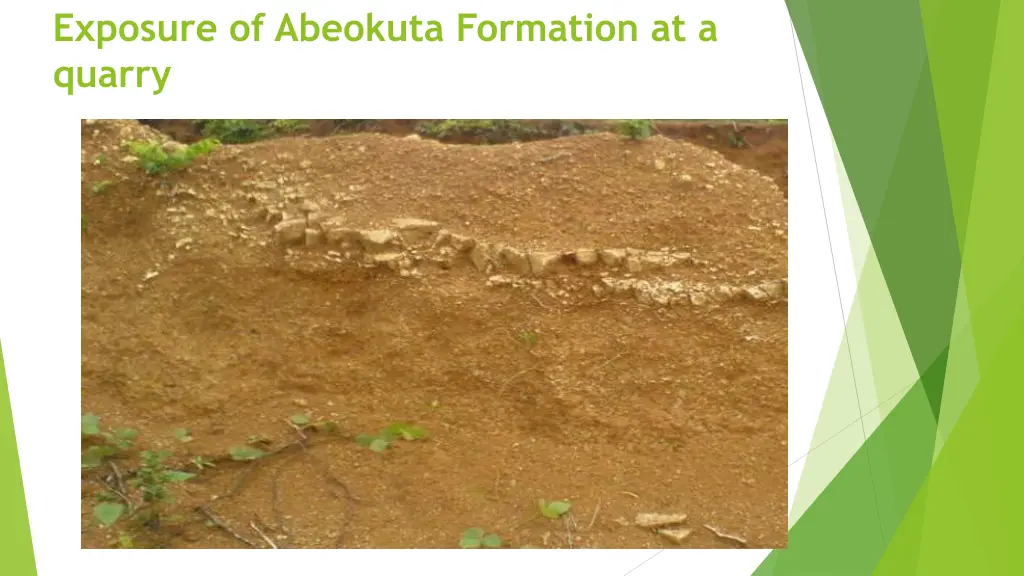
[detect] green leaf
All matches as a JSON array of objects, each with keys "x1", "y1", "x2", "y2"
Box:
[
  {"x1": 112, "y1": 429, "x2": 138, "y2": 447},
  {"x1": 164, "y1": 470, "x2": 196, "y2": 483},
  {"x1": 82, "y1": 445, "x2": 117, "y2": 468},
  {"x1": 369, "y1": 438, "x2": 390, "y2": 453},
  {"x1": 354, "y1": 434, "x2": 376, "y2": 447},
  {"x1": 289, "y1": 413, "x2": 311, "y2": 427},
  {"x1": 385, "y1": 422, "x2": 427, "y2": 441},
  {"x1": 228, "y1": 445, "x2": 265, "y2": 461},
  {"x1": 173, "y1": 428, "x2": 193, "y2": 443},
  {"x1": 93, "y1": 502, "x2": 125, "y2": 527},
  {"x1": 538, "y1": 499, "x2": 572, "y2": 519},
  {"x1": 481, "y1": 533, "x2": 503, "y2": 548},
  {"x1": 82, "y1": 413, "x2": 101, "y2": 436},
  {"x1": 459, "y1": 528, "x2": 484, "y2": 548}
]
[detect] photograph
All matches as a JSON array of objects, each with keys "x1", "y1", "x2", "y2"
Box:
[{"x1": 80, "y1": 119, "x2": 788, "y2": 549}]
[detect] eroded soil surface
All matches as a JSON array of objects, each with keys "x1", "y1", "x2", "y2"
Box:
[{"x1": 81, "y1": 120, "x2": 788, "y2": 549}]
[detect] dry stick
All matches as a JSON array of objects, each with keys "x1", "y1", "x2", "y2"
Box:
[
  {"x1": 198, "y1": 505, "x2": 259, "y2": 548},
  {"x1": 590, "y1": 352, "x2": 627, "y2": 375},
  {"x1": 503, "y1": 366, "x2": 541, "y2": 387},
  {"x1": 587, "y1": 503, "x2": 602, "y2": 531},
  {"x1": 564, "y1": 515, "x2": 574, "y2": 549},
  {"x1": 105, "y1": 462, "x2": 134, "y2": 515},
  {"x1": 295, "y1": 440, "x2": 357, "y2": 548},
  {"x1": 250, "y1": 520, "x2": 279, "y2": 549}
]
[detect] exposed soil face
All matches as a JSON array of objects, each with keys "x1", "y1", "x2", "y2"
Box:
[
  {"x1": 81, "y1": 120, "x2": 787, "y2": 550},
  {"x1": 141, "y1": 120, "x2": 788, "y2": 197}
]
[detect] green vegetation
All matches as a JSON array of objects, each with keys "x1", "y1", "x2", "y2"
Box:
[
  {"x1": 616, "y1": 120, "x2": 653, "y2": 140},
  {"x1": 356, "y1": 421, "x2": 428, "y2": 452},
  {"x1": 82, "y1": 414, "x2": 196, "y2": 538},
  {"x1": 459, "y1": 527, "x2": 504, "y2": 549},
  {"x1": 196, "y1": 119, "x2": 310, "y2": 144},
  {"x1": 125, "y1": 138, "x2": 219, "y2": 175},
  {"x1": 538, "y1": 499, "x2": 572, "y2": 519}
]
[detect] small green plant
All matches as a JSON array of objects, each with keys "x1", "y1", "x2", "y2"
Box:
[
  {"x1": 130, "y1": 450, "x2": 194, "y2": 504},
  {"x1": 269, "y1": 119, "x2": 309, "y2": 134},
  {"x1": 728, "y1": 131, "x2": 746, "y2": 148},
  {"x1": 81, "y1": 413, "x2": 138, "y2": 469},
  {"x1": 356, "y1": 422, "x2": 428, "y2": 452},
  {"x1": 173, "y1": 428, "x2": 193, "y2": 443},
  {"x1": 126, "y1": 138, "x2": 219, "y2": 175},
  {"x1": 289, "y1": 413, "x2": 311, "y2": 427},
  {"x1": 459, "y1": 527, "x2": 503, "y2": 549},
  {"x1": 83, "y1": 416, "x2": 196, "y2": 535},
  {"x1": 616, "y1": 120, "x2": 652, "y2": 140},
  {"x1": 228, "y1": 445, "x2": 265, "y2": 461},
  {"x1": 197, "y1": 119, "x2": 272, "y2": 144},
  {"x1": 92, "y1": 153, "x2": 107, "y2": 166},
  {"x1": 517, "y1": 330, "x2": 539, "y2": 347},
  {"x1": 538, "y1": 499, "x2": 572, "y2": 519}
]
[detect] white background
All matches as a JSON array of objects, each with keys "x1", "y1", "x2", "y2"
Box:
[{"x1": 0, "y1": 1, "x2": 855, "y2": 574}]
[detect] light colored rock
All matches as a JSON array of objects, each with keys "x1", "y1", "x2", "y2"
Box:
[
  {"x1": 372, "y1": 253, "x2": 407, "y2": 270},
  {"x1": 469, "y1": 243, "x2": 493, "y2": 271},
  {"x1": 635, "y1": 513, "x2": 689, "y2": 528},
  {"x1": 321, "y1": 216, "x2": 357, "y2": 244},
  {"x1": 300, "y1": 200, "x2": 320, "y2": 214},
  {"x1": 600, "y1": 249, "x2": 626, "y2": 267},
  {"x1": 432, "y1": 229, "x2": 452, "y2": 248},
  {"x1": 450, "y1": 234, "x2": 476, "y2": 252},
  {"x1": 575, "y1": 249, "x2": 599, "y2": 266},
  {"x1": 654, "y1": 158, "x2": 666, "y2": 170},
  {"x1": 394, "y1": 218, "x2": 441, "y2": 245},
  {"x1": 657, "y1": 527, "x2": 692, "y2": 544},
  {"x1": 500, "y1": 247, "x2": 532, "y2": 275},
  {"x1": 175, "y1": 238, "x2": 193, "y2": 249},
  {"x1": 274, "y1": 218, "x2": 306, "y2": 245},
  {"x1": 487, "y1": 275, "x2": 515, "y2": 287},
  {"x1": 360, "y1": 229, "x2": 402, "y2": 253},
  {"x1": 299, "y1": 160, "x2": 313, "y2": 169},
  {"x1": 305, "y1": 228, "x2": 323, "y2": 246},
  {"x1": 528, "y1": 252, "x2": 561, "y2": 277},
  {"x1": 742, "y1": 286, "x2": 769, "y2": 301},
  {"x1": 690, "y1": 291, "x2": 709, "y2": 306},
  {"x1": 761, "y1": 280, "x2": 786, "y2": 299}
]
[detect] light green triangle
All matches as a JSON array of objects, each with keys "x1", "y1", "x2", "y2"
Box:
[
  {"x1": 932, "y1": 269, "x2": 979, "y2": 462},
  {"x1": 790, "y1": 145, "x2": 922, "y2": 524}
]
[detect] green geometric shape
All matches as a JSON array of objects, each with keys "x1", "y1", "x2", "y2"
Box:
[
  {"x1": 933, "y1": 271, "x2": 979, "y2": 462},
  {"x1": 919, "y1": 0, "x2": 1003, "y2": 253},
  {"x1": 0, "y1": 342, "x2": 36, "y2": 574},
  {"x1": 755, "y1": 384, "x2": 937, "y2": 574}
]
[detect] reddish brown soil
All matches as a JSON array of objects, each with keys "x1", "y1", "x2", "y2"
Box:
[
  {"x1": 81, "y1": 120, "x2": 787, "y2": 550},
  {"x1": 141, "y1": 120, "x2": 788, "y2": 197}
]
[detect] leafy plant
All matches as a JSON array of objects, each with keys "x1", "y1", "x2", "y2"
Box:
[
  {"x1": 228, "y1": 445, "x2": 265, "y2": 461},
  {"x1": 129, "y1": 450, "x2": 194, "y2": 504},
  {"x1": 197, "y1": 119, "x2": 273, "y2": 144},
  {"x1": 728, "y1": 131, "x2": 746, "y2": 148},
  {"x1": 173, "y1": 428, "x2": 193, "y2": 443},
  {"x1": 355, "y1": 422, "x2": 428, "y2": 453},
  {"x1": 126, "y1": 138, "x2": 219, "y2": 175},
  {"x1": 459, "y1": 527, "x2": 503, "y2": 549},
  {"x1": 81, "y1": 413, "x2": 138, "y2": 469},
  {"x1": 289, "y1": 413, "x2": 311, "y2": 427},
  {"x1": 517, "y1": 330, "x2": 539, "y2": 347},
  {"x1": 93, "y1": 502, "x2": 125, "y2": 527},
  {"x1": 616, "y1": 120, "x2": 652, "y2": 140},
  {"x1": 538, "y1": 499, "x2": 572, "y2": 519},
  {"x1": 269, "y1": 119, "x2": 309, "y2": 134}
]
